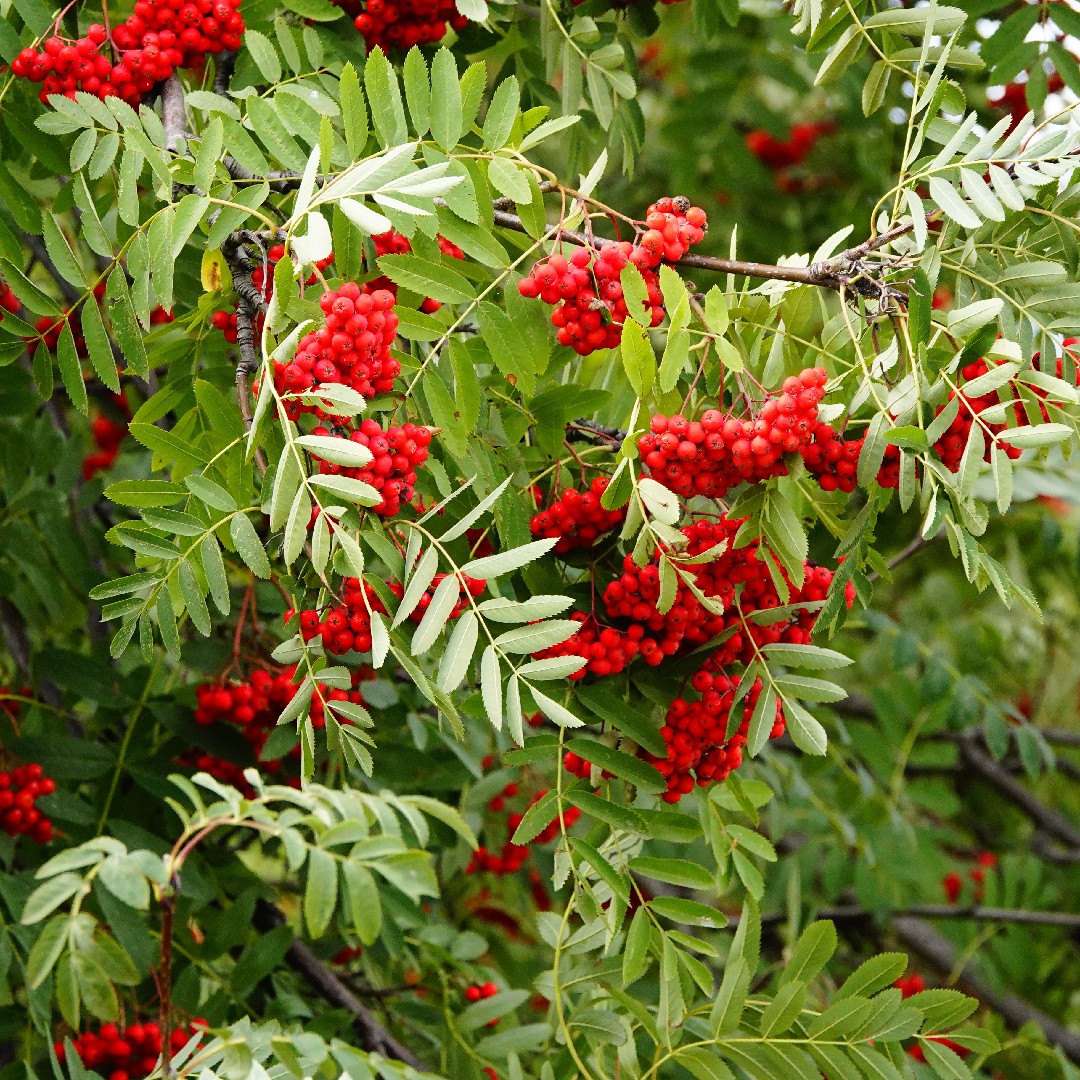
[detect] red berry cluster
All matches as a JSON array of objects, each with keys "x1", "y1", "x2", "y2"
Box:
[
  {"x1": 0, "y1": 283, "x2": 19, "y2": 320},
  {"x1": 331, "y1": 944, "x2": 363, "y2": 965},
  {"x1": 466, "y1": 774, "x2": 581, "y2": 876},
  {"x1": 529, "y1": 478, "x2": 627, "y2": 554},
  {"x1": 273, "y1": 285, "x2": 400, "y2": 418},
  {"x1": 58, "y1": 1021, "x2": 206, "y2": 1080},
  {"x1": 28, "y1": 309, "x2": 84, "y2": 358},
  {"x1": 538, "y1": 514, "x2": 853, "y2": 697},
  {"x1": 328, "y1": 0, "x2": 469, "y2": 51},
  {"x1": 638, "y1": 368, "x2": 828, "y2": 499},
  {"x1": 83, "y1": 393, "x2": 132, "y2": 481},
  {"x1": 532, "y1": 612, "x2": 647, "y2": 681},
  {"x1": 943, "y1": 851, "x2": 997, "y2": 904},
  {"x1": 648, "y1": 673, "x2": 781, "y2": 802},
  {"x1": 744, "y1": 122, "x2": 835, "y2": 171},
  {"x1": 517, "y1": 197, "x2": 707, "y2": 356},
  {"x1": 0, "y1": 763, "x2": 55, "y2": 843},
  {"x1": 809, "y1": 342, "x2": 1080, "y2": 493},
  {"x1": 12, "y1": 0, "x2": 243, "y2": 107},
  {"x1": 196, "y1": 664, "x2": 367, "y2": 743},
  {"x1": 799, "y1": 423, "x2": 860, "y2": 493},
  {"x1": 299, "y1": 577, "x2": 386, "y2": 655},
  {"x1": 308, "y1": 419, "x2": 432, "y2": 517},
  {"x1": 368, "y1": 230, "x2": 465, "y2": 314},
  {"x1": 386, "y1": 572, "x2": 486, "y2": 622},
  {"x1": 465, "y1": 981, "x2": 498, "y2": 1003}
]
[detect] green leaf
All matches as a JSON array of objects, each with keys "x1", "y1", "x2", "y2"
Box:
[
  {"x1": 56, "y1": 322, "x2": 88, "y2": 415},
  {"x1": 758, "y1": 981, "x2": 806, "y2": 1036},
  {"x1": 403, "y1": 47, "x2": 431, "y2": 136},
  {"x1": 620, "y1": 319, "x2": 655, "y2": 396},
  {"x1": 564, "y1": 738, "x2": 666, "y2": 792},
  {"x1": 836, "y1": 953, "x2": 909, "y2": 1001},
  {"x1": 484, "y1": 77, "x2": 520, "y2": 151},
  {"x1": 622, "y1": 906, "x2": 651, "y2": 987},
  {"x1": 376, "y1": 254, "x2": 473, "y2": 305},
  {"x1": 230, "y1": 515, "x2": 272, "y2": 578},
  {"x1": 22, "y1": 874, "x2": 84, "y2": 924},
  {"x1": 487, "y1": 157, "x2": 533, "y2": 203},
  {"x1": 105, "y1": 268, "x2": 148, "y2": 380},
  {"x1": 430, "y1": 49, "x2": 463, "y2": 150},
  {"x1": 628, "y1": 857, "x2": 714, "y2": 890},
  {"x1": 778, "y1": 919, "x2": 837, "y2": 986},
  {"x1": 364, "y1": 47, "x2": 407, "y2": 146},
  {"x1": 304, "y1": 848, "x2": 338, "y2": 938}
]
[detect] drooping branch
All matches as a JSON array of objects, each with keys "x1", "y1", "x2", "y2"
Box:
[
  {"x1": 251, "y1": 901, "x2": 426, "y2": 1069},
  {"x1": 893, "y1": 915, "x2": 1080, "y2": 1065},
  {"x1": 959, "y1": 734, "x2": 1080, "y2": 852}
]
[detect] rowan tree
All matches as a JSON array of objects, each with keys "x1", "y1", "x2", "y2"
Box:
[{"x1": 1, "y1": 0, "x2": 1080, "y2": 1077}]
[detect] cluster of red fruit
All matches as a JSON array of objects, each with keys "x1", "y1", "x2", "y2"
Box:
[
  {"x1": 307, "y1": 418, "x2": 433, "y2": 517},
  {"x1": 0, "y1": 283, "x2": 19, "y2": 320},
  {"x1": 57, "y1": 1021, "x2": 206, "y2": 1080},
  {"x1": 185, "y1": 666, "x2": 369, "y2": 793},
  {"x1": 12, "y1": 0, "x2": 243, "y2": 107},
  {"x1": 272, "y1": 284, "x2": 401, "y2": 416},
  {"x1": 517, "y1": 196, "x2": 707, "y2": 356},
  {"x1": 83, "y1": 394, "x2": 132, "y2": 481},
  {"x1": 529, "y1": 478, "x2": 627, "y2": 554},
  {"x1": 466, "y1": 769, "x2": 581, "y2": 876},
  {"x1": 943, "y1": 851, "x2": 997, "y2": 904},
  {"x1": 649, "y1": 673, "x2": 781, "y2": 803},
  {"x1": 806, "y1": 342, "x2": 1080, "y2": 493},
  {"x1": 744, "y1": 122, "x2": 835, "y2": 170},
  {"x1": 388, "y1": 572, "x2": 486, "y2": 622},
  {"x1": 329, "y1": 0, "x2": 468, "y2": 51},
  {"x1": 894, "y1": 975, "x2": 971, "y2": 1062},
  {"x1": 639, "y1": 368, "x2": 828, "y2": 499},
  {"x1": 331, "y1": 944, "x2": 363, "y2": 965},
  {"x1": 0, "y1": 763, "x2": 56, "y2": 844},
  {"x1": 299, "y1": 578, "x2": 383, "y2": 655},
  {"x1": 535, "y1": 516, "x2": 850, "y2": 796},
  {"x1": 368, "y1": 230, "x2": 465, "y2": 314}
]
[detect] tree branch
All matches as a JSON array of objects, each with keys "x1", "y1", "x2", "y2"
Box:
[
  {"x1": 162, "y1": 76, "x2": 186, "y2": 154},
  {"x1": 959, "y1": 734, "x2": 1080, "y2": 851},
  {"x1": 776, "y1": 903, "x2": 1080, "y2": 931},
  {"x1": 893, "y1": 915, "x2": 1080, "y2": 1065},
  {"x1": 252, "y1": 901, "x2": 426, "y2": 1069}
]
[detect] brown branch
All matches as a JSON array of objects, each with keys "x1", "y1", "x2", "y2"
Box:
[
  {"x1": 959, "y1": 734, "x2": 1080, "y2": 851},
  {"x1": 774, "y1": 903, "x2": 1080, "y2": 931},
  {"x1": 162, "y1": 77, "x2": 186, "y2": 155},
  {"x1": 489, "y1": 209, "x2": 909, "y2": 302},
  {"x1": 213, "y1": 50, "x2": 237, "y2": 96},
  {"x1": 252, "y1": 901, "x2": 426, "y2": 1069},
  {"x1": 893, "y1": 915, "x2": 1080, "y2": 1065}
]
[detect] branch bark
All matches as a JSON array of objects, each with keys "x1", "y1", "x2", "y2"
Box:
[
  {"x1": 252, "y1": 901, "x2": 426, "y2": 1069},
  {"x1": 893, "y1": 915, "x2": 1080, "y2": 1065},
  {"x1": 959, "y1": 734, "x2": 1080, "y2": 851},
  {"x1": 162, "y1": 77, "x2": 186, "y2": 154}
]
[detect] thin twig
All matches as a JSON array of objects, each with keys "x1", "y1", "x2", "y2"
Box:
[{"x1": 252, "y1": 901, "x2": 426, "y2": 1069}]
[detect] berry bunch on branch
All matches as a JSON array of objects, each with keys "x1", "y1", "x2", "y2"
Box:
[
  {"x1": 517, "y1": 197, "x2": 707, "y2": 356},
  {"x1": 12, "y1": 0, "x2": 243, "y2": 106}
]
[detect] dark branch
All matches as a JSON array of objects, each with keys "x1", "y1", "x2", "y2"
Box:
[
  {"x1": 252, "y1": 901, "x2": 426, "y2": 1069},
  {"x1": 213, "y1": 50, "x2": 237, "y2": 95},
  {"x1": 959, "y1": 734, "x2": 1080, "y2": 851},
  {"x1": 894, "y1": 915, "x2": 1080, "y2": 1065},
  {"x1": 782, "y1": 903, "x2": 1080, "y2": 931}
]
